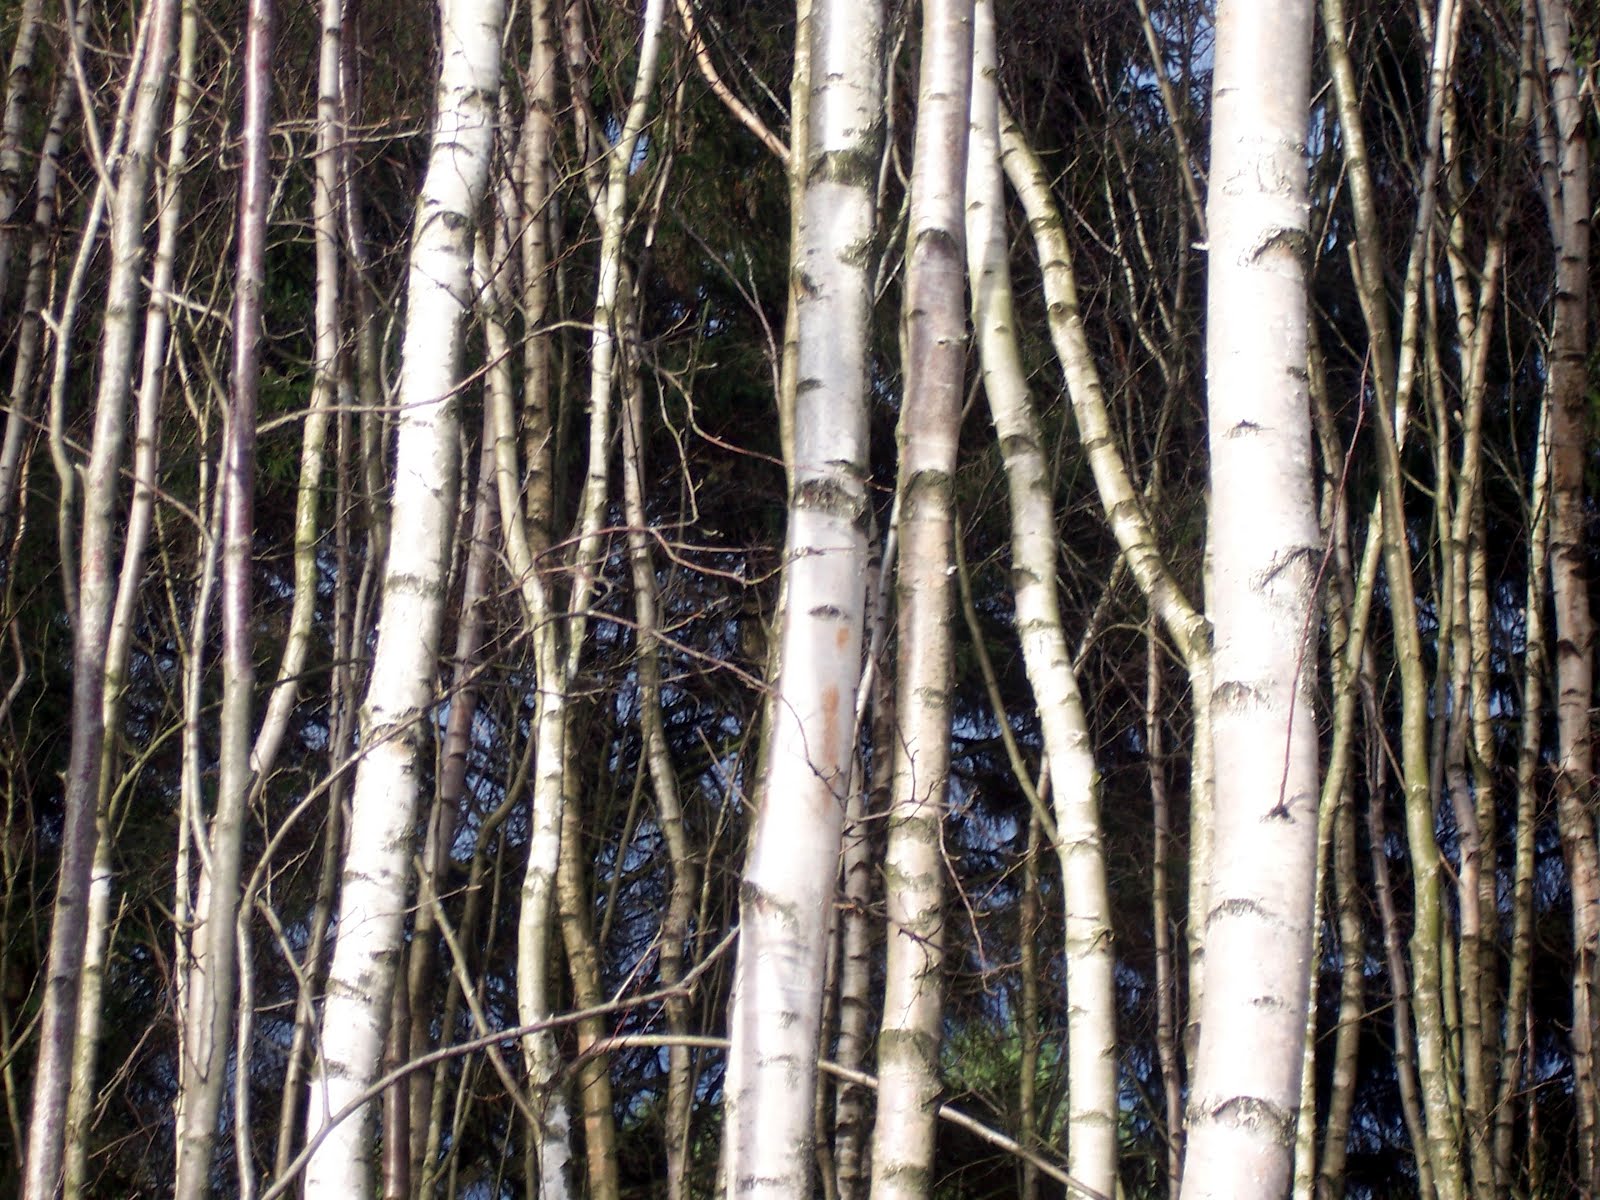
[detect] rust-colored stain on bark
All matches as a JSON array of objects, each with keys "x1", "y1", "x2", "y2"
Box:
[
  {"x1": 836, "y1": 625, "x2": 850, "y2": 650},
  {"x1": 819, "y1": 685, "x2": 840, "y2": 766}
]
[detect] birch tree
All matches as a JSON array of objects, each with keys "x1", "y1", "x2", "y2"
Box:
[
  {"x1": 502, "y1": 0, "x2": 667, "y2": 1189},
  {"x1": 720, "y1": 0, "x2": 884, "y2": 1192},
  {"x1": 20, "y1": 1, "x2": 179, "y2": 1192},
  {"x1": 1181, "y1": 1, "x2": 1320, "y2": 1195},
  {"x1": 868, "y1": 1, "x2": 971, "y2": 1195},
  {"x1": 1535, "y1": 2, "x2": 1600, "y2": 1188},
  {"x1": 5, "y1": 2, "x2": 1600, "y2": 1194},
  {"x1": 966, "y1": 5, "x2": 1119, "y2": 1192},
  {"x1": 172, "y1": 0, "x2": 272, "y2": 1191},
  {"x1": 301, "y1": 0, "x2": 506, "y2": 1192}
]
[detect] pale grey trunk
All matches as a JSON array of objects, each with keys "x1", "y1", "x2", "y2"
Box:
[
  {"x1": 270, "y1": 0, "x2": 348, "y2": 1170},
  {"x1": 173, "y1": 0, "x2": 272, "y2": 1191},
  {"x1": 867, "y1": 2, "x2": 970, "y2": 1196},
  {"x1": 301, "y1": 0, "x2": 506, "y2": 1191},
  {"x1": 719, "y1": 0, "x2": 883, "y2": 1192},
  {"x1": 64, "y1": 4, "x2": 197, "y2": 1193},
  {"x1": 967, "y1": 6, "x2": 1117, "y2": 1191},
  {"x1": 1180, "y1": 3, "x2": 1320, "y2": 1197}
]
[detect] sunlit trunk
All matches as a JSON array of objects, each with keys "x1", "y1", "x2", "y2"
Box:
[
  {"x1": 719, "y1": 0, "x2": 883, "y2": 1191},
  {"x1": 866, "y1": 1, "x2": 970, "y2": 1197},
  {"x1": 1180, "y1": 2, "x2": 1320, "y2": 1195},
  {"x1": 301, "y1": 0, "x2": 506, "y2": 1191},
  {"x1": 969, "y1": 8, "x2": 1117, "y2": 1190}
]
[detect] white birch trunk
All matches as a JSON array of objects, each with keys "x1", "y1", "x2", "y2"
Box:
[
  {"x1": 868, "y1": 1, "x2": 970, "y2": 1195},
  {"x1": 1180, "y1": 3, "x2": 1320, "y2": 1196},
  {"x1": 719, "y1": 0, "x2": 883, "y2": 1192},
  {"x1": 965, "y1": 4, "x2": 1117, "y2": 1191},
  {"x1": 301, "y1": 0, "x2": 505, "y2": 1192},
  {"x1": 995, "y1": 59, "x2": 1214, "y2": 1088}
]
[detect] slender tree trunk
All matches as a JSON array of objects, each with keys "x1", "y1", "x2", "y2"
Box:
[
  {"x1": 834, "y1": 574, "x2": 891, "y2": 1200},
  {"x1": 58, "y1": 0, "x2": 188, "y2": 1190},
  {"x1": 20, "y1": 1, "x2": 179, "y2": 1191},
  {"x1": 867, "y1": 2, "x2": 970, "y2": 1197},
  {"x1": 998, "y1": 79, "x2": 1217, "y2": 1121},
  {"x1": 0, "y1": 7, "x2": 79, "y2": 550},
  {"x1": 618, "y1": 289, "x2": 699, "y2": 1200},
  {"x1": 173, "y1": 0, "x2": 271, "y2": 1190},
  {"x1": 270, "y1": 0, "x2": 352, "y2": 1162},
  {"x1": 1536, "y1": 3, "x2": 1600, "y2": 1191},
  {"x1": 405, "y1": 428, "x2": 497, "y2": 1185},
  {"x1": 512, "y1": 5, "x2": 665, "y2": 1189},
  {"x1": 1308, "y1": 358, "x2": 1372, "y2": 1200},
  {"x1": 1179, "y1": 3, "x2": 1319, "y2": 1196},
  {"x1": 1147, "y1": 626, "x2": 1183, "y2": 1194},
  {"x1": 1499, "y1": 395, "x2": 1552, "y2": 1186},
  {"x1": 1017, "y1": 812, "x2": 1043, "y2": 1200},
  {"x1": 515, "y1": 0, "x2": 558, "y2": 559},
  {"x1": 967, "y1": 8, "x2": 1117, "y2": 1190},
  {"x1": 1321, "y1": 5, "x2": 1468, "y2": 1189},
  {"x1": 0, "y1": 0, "x2": 45, "y2": 316},
  {"x1": 555, "y1": 778, "x2": 621, "y2": 1200},
  {"x1": 301, "y1": 0, "x2": 506, "y2": 1190},
  {"x1": 719, "y1": 0, "x2": 883, "y2": 1191}
]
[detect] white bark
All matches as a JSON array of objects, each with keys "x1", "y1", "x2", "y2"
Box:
[
  {"x1": 719, "y1": 0, "x2": 883, "y2": 1192},
  {"x1": 996, "y1": 72, "x2": 1214, "y2": 1075},
  {"x1": 1180, "y1": 3, "x2": 1320, "y2": 1197},
  {"x1": 301, "y1": 0, "x2": 506, "y2": 1192},
  {"x1": 868, "y1": 2, "x2": 970, "y2": 1196},
  {"x1": 965, "y1": 5, "x2": 1117, "y2": 1192}
]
